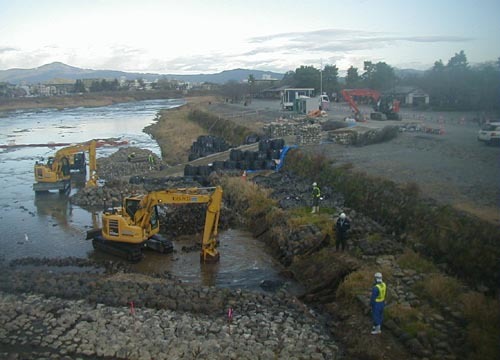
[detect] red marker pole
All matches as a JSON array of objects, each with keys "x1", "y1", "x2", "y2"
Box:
[
  {"x1": 227, "y1": 307, "x2": 233, "y2": 334},
  {"x1": 130, "y1": 301, "x2": 135, "y2": 315}
]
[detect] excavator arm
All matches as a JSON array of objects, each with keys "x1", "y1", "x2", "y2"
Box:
[
  {"x1": 341, "y1": 88, "x2": 401, "y2": 121},
  {"x1": 93, "y1": 186, "x2": 223, "y2": 263},
  {"x1": 34, "y1": 140, "x2": 98, "y2": 191},
  {"x1": 341, "y1": 89, "x2": 381, "y2": 121}
]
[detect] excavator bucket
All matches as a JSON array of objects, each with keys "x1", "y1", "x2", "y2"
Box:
[{"x1": 200, "y1": 249, "x2": 220, "y2": 263}]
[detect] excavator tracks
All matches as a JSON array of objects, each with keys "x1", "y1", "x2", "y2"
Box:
[
  {"x1": 88, "y1": 232, "x2": 174, "y2": 263},
  {"x1": 91, "y1": 235, "x2": 143, "y2": 262}
]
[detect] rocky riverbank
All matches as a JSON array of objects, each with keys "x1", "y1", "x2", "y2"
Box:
[
  {"x1": 219, "y1": 167, "x2": 499, "y2": 360},
  {"x1": 0, "y1": 262, "x2": 339, "y2": 360}
]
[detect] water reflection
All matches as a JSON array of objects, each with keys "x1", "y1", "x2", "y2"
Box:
[{"x1": 0, "y1": 99, "x2": 301, "y2": 292}]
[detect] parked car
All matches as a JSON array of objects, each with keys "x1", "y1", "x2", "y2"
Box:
[{"x1": 477, "y1": 122, "x2": 500, "y2": 145}]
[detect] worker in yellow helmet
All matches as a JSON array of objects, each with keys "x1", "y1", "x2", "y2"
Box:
[
  {"x1": 311, "y1": 182, "x2": 321, "y2": 214},
  {"x1": 370, "y1": 272, "x2": 386, "y2": 335}
]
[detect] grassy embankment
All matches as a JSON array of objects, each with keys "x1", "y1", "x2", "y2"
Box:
[
  {"x1": 285, "y1": 150, "x2": 500, "y2": 291},
  {"x1": 145, "y1": 96, "x2": 257, "y2": 165},
  {"x1": 218, "y1": 150, "x2": 500, "y2": 360},
  {"x1": 0, "y1": 90, "x2": 180, "y2": 113}
]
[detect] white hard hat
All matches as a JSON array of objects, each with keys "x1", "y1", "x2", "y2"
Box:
[
  {"x1": 312, "y1": 182, "x2": 317, "y2": 186},
  {"x1": 340, "y1": 213, "x2": 346, "y2": 219},
  {"x1": 374, "y1": 272, "x2": 383, "y2": 279}
]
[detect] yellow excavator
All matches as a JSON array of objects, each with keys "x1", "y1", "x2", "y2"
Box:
[
  {"x1": 33, "y1": 140, "x2": 98, "y2": 193},
  {"x1": 86, "y1": 186, "x2": 223, "y2": 263}
]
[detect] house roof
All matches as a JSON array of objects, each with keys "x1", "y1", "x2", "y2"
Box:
[
  {"x1": 390, "y1": 86, "x2": 428, "y2": 96},
  {"x1": 262, "y1": 86, "x2": 315, "y2": 93}
]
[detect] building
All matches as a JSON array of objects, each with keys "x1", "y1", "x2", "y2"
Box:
[{"x1": 391, "y1": 86, "x2": 429, "y2": 106}]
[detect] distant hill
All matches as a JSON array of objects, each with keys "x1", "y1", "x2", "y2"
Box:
[
  {"x1": 0, "y1": 62, "x2": 284, "y2": 85},
  {"x1": 394, "y1": 68, "x2": 426, "y2": 78}
]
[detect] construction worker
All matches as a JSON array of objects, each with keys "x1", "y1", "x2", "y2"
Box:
[
  {"x1": 148, "y1": 153, "x2": 155, "y2": 170},
  {"x1": 335, "y1": 212, "x2": 351, "y2": 251},
  {"x1": 311, "y1": 182, "x2": 321, "y2": 213},
  {"x1": 370, "y1": 272, "x2": 386, "y2": 335}
]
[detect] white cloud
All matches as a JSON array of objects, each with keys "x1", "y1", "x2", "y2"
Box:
[{"x1": 0, "y1": 0, "x2": 497, "y2": 74}]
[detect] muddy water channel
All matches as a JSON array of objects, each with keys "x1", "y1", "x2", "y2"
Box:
[{"x1": 0, "y1": 100, "x2": 294, "y2": 292}]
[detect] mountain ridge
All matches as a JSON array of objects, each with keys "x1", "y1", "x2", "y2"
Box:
[{"x1": 0, "y1": 62, "x2": 284, "y2": 85}]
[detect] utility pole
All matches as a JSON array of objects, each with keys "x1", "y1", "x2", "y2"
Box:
[{"x1": 320, "y1": 60, "x2": 323, "y2": 96}]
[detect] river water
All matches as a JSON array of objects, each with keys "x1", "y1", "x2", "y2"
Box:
[{"x1": 0, "y1": 99, "x2": 297, "y2": 292}]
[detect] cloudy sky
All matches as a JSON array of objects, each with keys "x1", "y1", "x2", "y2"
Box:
[{"x1": 0, "y1": 0, "x2": 498, "y2": 74}]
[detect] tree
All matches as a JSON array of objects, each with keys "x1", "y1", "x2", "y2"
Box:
[
  {"x1": 362, "y1": 61, "x2": 396, "y2": 91},
  {"x1": 322, "y1": 64, "x2": 339, "y2": 96},
  {"x1": 432, "y1": 60, "x2": 445, "y2": 72},
  {"x1": 294, "y1": 65, "x2": 320, "y2": 89},
  {"x1": 447, "y1": 50, "x2": 468, "y2": 69},
  {"x1": 100, "y1": 79, "x2": 108, "y2": 91},
  {"x1": 73, "y1": 79, "x2": 86, "y2": 93},
  {"x1": 220, "y1": 80, "x2": 246, "y2": 103},
  {"x1": 345, "y1": 66, "x2": 360, "y2": 88},
  {"x1": 154, "y1": 78, "x2": 176, "y2": 90},
  {"x1": 420, "y1": 50, "x2": 500, "y2": 111},
  {"x1": 89, "y1": 80, "x2": 102, "y2": 92},
  {"x1": 247, "y1": 74, "x2": 256, "y2": 98},
  {"x1": 280, "y1": 71, "x2": 296, "y2": 86},
  {"x1": 110, "y1": 79, "x2": 119, "y2": 91}
]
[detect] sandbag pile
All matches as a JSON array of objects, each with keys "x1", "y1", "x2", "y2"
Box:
[
  {"x1": 184, "y1": 138, "x2": 286, "y2": 178},
  {"x1": 188, "y1": 135, "x2": 231, "y2": 161}
]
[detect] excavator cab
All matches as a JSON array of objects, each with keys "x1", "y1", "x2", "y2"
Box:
[
  {"x1": 125, "y1": 198, "x2": 140, "y2": 219},
  {"x1": 71, "y1": 152, "x2": 86, "y2": 173},
  {"x1": 371, "y1": 95, "x2": 401, "y2": 120}
]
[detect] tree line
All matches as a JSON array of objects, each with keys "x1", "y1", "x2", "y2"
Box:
[{"x1": 231, "y1": 50, "x2": 499, "y2": 112}]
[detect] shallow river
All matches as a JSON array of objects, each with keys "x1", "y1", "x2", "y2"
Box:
[{"x1": 0, "y1": 99, "x2": 296, "y2": 292}]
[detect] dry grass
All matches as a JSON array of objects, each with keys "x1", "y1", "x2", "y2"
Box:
[
  {"x1": 336, "y1": 266, "x2": 392, "y2": 302},
  {"x1": 287, "y1": 208, "x2": 334, "y2": 236},
  {"x1": 459, "y1": 291, "x2": 500, "y2": 360},
  {"x1": 414, "y1": 273, "x2": 462, "y2": 306},
  {"x1": 453, "y1": 201, "x2": 500, "y2": 224},
  {"x1": 385, "y1": 304, "x2": 431, "y2": 337},
  {"x1": 397, "y1": 249, "x2": 438, "y2": 273},
  {"x1": 221, "y1": 176, "x2": 277, "y2": 218},
  {"x1": 145, "y1": 103, "x2": 208, "y2": 165}
]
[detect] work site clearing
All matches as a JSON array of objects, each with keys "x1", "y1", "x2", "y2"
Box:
[{"x1": 1, "y1": 96, "x2": 499, "y2": 360}]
